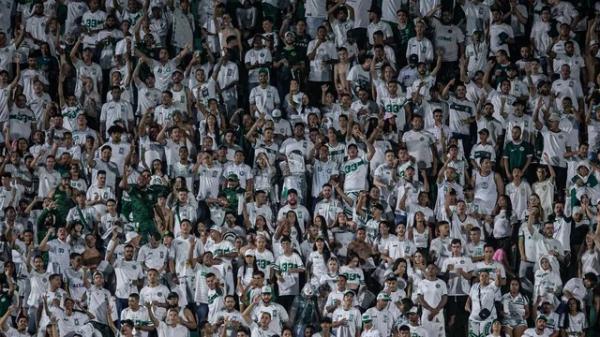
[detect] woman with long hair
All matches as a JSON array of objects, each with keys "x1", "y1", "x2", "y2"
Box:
[
  {"x1": 408, "y1": 211, "x2": 431, "y2": 259},
  {"x1": 252, "y1": 215, "x2": 272, "y2": 241},
  {"x1": 273, "y1": 211, "x2": 302, "y2": 256},
  {"x1": 390, "y1": 258, "x2": 411, "y2": 299},
  {"x1": 490, "y1": 195, "x2": 516, "y2": 259},
  {"x1": 68, "y1": 163, "x2": 88, "y2": 193},
  {"x1": 313, "y1": 215, "x2": 335, "y2": 250},
  {"x1": 501, "y1": 278, "x2": 529, "y2": 337},
  {"x1": 253, "y1": 152, "x2": 275, "y2": 197},
  {"x1": 523, "y1": 193, "x2": 544, "y2": 221},
  {"x1": 409, "y1": 251, "x2": 427, "y2": 283},
  {"x1": 199, "y1": 113, "x2": 220, "y2": 150},
  {"x1": 560, "y1": 298, "x2": 587, "y2": 337},
  {"x1": 579, "y1": 232, "x2": 600, "y2": 277},
  {"x1": 340, "y1": 253, "x2": 364, "y2": 292},
  {"x1": 487, "y1": 319, "x2": 508, "y2": 337},
  {"x1": 149, "y1": 159, "x2": 170, "y2": 187},
  {"x1": 307, "y1": 237, "x2": 333, "y2": 285},
  {"x1": 237, "y1": 250, "x2": 259, "y2": 298},
  {"x1": 319, "y1": 257, "x2": 340, "y2": 291}
]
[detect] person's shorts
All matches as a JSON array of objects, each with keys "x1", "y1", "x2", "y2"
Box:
[
  {"x1": 503, "y1": 318, "x2": 527, "y2": 328},
  {"x1": 469, "y1": 319, "x2": 493, "y2": 337}
]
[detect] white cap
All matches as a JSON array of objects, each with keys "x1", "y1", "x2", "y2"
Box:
[
  {"x1": 125, "y1": 231, "x2": 140, "y2": 243},
  {"x1": 272, "y1": 109, "x2": 282, "y2": 118}
]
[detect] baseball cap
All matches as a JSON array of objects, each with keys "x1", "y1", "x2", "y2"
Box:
[
  {"x1": 409, "y1": 54, "x2": 419, "y2": 64},
  {"x1": 548, "y1": 113, "x2": 561, "y2": 122},
  {"x1": 125, "y1": 231, "x2": 140, "y2": 243},
  {"x1": 344, "y1": 289, "x2": 355, "y2": 297},
  {"x1": 261, "y1": 285, "x2": 272, "y2": 294},
  {"x1": 362, "y1": 313, "x2": 373, "y2": 323},
  {"x1": 407, "y1": 307, "x2": 418, "y2": 315},
  {"x1": 244, "y1": 249, "x2": 255, "y2": 257},
  {"x1": 272, "y1": 109, "x2": 282, "y2": 118},
  {"x1": 108, "y1": 125, "x2": 124, "y2": 134},
  {"x1": 478, "y1": 128, "x2": 490, "y2": 135},
  {"x1": 368, "y1": 6, "x2": 381, "y2": 16},
  {"x1": 227, "y1": 174, "x2": 239, "y2": 181},
  {"x1": 210, "y1": 226, "x2": 223, "y2": 233},
  {"x1": 377, "y1": 293, "x2": 391, "y2": 301},
  {"x1": 385, "y1": 274, "x2": 397, "y2": 281}
]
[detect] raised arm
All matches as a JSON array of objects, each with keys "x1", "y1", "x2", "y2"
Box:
[
  {"x1": 430, "y1": 50, "x2": 444, "y2": 77},
  {"x1": 39, "y1": 227, "x2": 55, "y2": 252},
  {"x1": 441, "y1": 79, "x2": 455, "y2": 100},
  {"x1": 135, "y1": 48, "x2": 154, "y2": 66},
  {"x1": 70, "y1": 35, "x2": 84, "y2": 64},
  {"x1": 173, "y1": 43, "x2": 192, "y2": 65},
  {"x1": 14, "y1": 24, "x2": 25, "y2": 49}
]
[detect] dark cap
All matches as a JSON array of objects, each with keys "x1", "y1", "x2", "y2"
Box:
[
  {"x1": 409, "y1": 54, "x2": 419, "y2": 63},
  {"x1": 368, "y1": 5, "x2": 381, "y2": 16},
  {"x1": 478, "y1": 128, "x2": 490, "y2": 135},
  {"x1": 107, "y1": 125, "x2": 124, "y2": 134}
]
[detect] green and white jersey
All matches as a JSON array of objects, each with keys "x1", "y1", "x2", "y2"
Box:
[
  {"x1": 7, "y1": 107, "x2": 35, "y2": 140},
  {"x1": 327, "y1": 142, "x2": 346, "y2": 166},
  {"x1": 339, "y1": 265, "x2": 364, "y2": 286},
  {"x1": 275, "y1": 253, "x2": 304, "y2": 296},
  {"x1": 332, "y1": 306, "x2": 362, "y2": 337},
  {"x1": 447, "y1": 96, "x2": 475, "y2": 135},
  {"x1": 501, "y1": 292, "x2": 528, "y2": 322},
  {"x1": 121, "y1": 306, "x2": 152, "y2": 336},
  {"x1": 378, "y1": 94, "x2": 407, "y2": 130},
  {"x1": 254, "y1": 248, "x2": 275, "y2": 275},
  {"x1": 81, "y1": 9, "x2": 106, "y2": 31},
  {"x1": 341, "y1": 156, "x2": 369, "y2": 193}
]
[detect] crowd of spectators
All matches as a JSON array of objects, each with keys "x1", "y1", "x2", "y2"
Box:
[{"x1": 0, "y1": 1, "x2": 600, "y2": 337}]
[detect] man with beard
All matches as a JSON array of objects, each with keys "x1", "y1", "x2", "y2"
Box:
[{"x1": 277, "y1": 189, "x2": 311, "y2": 231}]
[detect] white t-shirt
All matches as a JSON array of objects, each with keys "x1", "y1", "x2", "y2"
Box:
[
  {"x1": 244, "y1": 48, "x2": 272, "y2": 83},
  {"x1": 489, "y1": 23, "x2": 513, "y2": 55},
  {"x1": 114, "y1": 259, "x2": 143, "y2": 299},
  {"x1": 468, "y1": 282, "x2": 500, "y2": 322},
  {"x1": 150, "y1": 59, "x2": 177, "y2": 91},
  {"x1": 416, "y1": 278, "x2": 448, "y2": 316},
  {"x1": 157, "y1": 321, "x2": 189, "y2": 337},
  {"x1": 341, "y1": 156, "x2": 370, "y2": 193},
  {"x1": 432, "y1": 21, "x2": 465, "y2": 62},
  {"x1": 345, "y1": 0, "x2": 371, "y2": 28},
  {"x1": 275, "y1": 253, "x2": 304, "y2": 296},
  {"x1": 441, "y1": 256, "x2": 474, "y2": 296},
  {"x1": 332, "y1": 307, "x2": 362, "y2": 337},
  {"x1": 307, "y1": 40, "x2": 337, "y2": 82}
]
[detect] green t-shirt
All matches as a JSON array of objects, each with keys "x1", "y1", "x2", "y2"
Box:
[
  {"x1": 127, "y1": 184, "x2": 168, "y2": 233},
  {"x1": 503, "y1": 141, "x2": 533, "y2": 171},
  {"x1": 222, "y1": 187, "x2": 244, "y2": 213}
]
